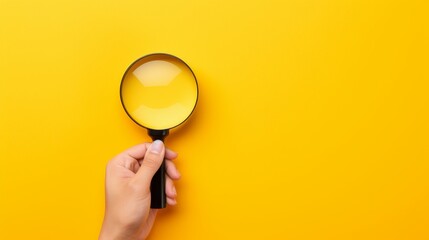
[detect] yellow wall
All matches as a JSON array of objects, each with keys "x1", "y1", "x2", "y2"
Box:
[{"x1": 0, "y1": 0, "x2": 428, "y2": 239}]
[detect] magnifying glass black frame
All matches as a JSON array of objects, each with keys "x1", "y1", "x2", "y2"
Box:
[{"x1": 120, "y1": 53, "x2": 198, "y2": 208}]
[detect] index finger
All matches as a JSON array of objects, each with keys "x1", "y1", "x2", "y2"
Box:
[
  {"x1": 124, "y1": 143, "x2": 149, "y2": 160},
  {"x1": 125, "y1": 142, "x2": 178, "y2": 160}
]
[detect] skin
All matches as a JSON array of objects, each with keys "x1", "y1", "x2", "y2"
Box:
[{"x1": 99, "y1": 140, "x2": 180, "y2": 240}]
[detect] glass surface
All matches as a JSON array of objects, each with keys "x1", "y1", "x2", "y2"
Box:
[{"x1": 121, "y1": 54, "x2": 198, "y2": 130}]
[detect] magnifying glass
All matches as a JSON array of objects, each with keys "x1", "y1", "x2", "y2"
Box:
[{"x1": 120, "y1": 53, "x2": 198, "y2": 208}]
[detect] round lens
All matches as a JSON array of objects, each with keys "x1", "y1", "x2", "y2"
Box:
[{"x1": 120, "y1": 54, "x2": 198, "y2": 130}]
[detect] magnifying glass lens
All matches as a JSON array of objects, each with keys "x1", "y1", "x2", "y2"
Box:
[{"x1": 121, "y1": 55, "x2": 198, "y2": 130}]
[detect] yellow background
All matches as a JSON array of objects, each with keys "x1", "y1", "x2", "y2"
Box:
[{"x1": 0, "y1": 0, "x2": 428, "y2": 239}]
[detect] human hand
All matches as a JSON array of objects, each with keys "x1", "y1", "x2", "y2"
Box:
[{"x1": 99, "y1": 140, "x2": 180, "y2": 240}]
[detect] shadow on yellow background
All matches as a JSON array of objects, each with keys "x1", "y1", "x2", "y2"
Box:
[{"x1": 0, "y1": 0, "x2": 428, "y2": 239}]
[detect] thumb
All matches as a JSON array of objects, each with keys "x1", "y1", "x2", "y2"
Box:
[{"x1": 134, "y1": 140, "x2": 165, "y2": 188}]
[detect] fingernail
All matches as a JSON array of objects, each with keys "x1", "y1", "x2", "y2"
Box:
[
  {"x1": 150, "y1": 140, "x2": 164, "y2": 154},
  {"x1": 172, "y1": 186, "x2": 177, "y2": 196}
]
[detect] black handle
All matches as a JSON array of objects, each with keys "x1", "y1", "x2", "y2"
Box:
[{"x1": 148, "y1": 129, "x2": 169, "y2": 209}]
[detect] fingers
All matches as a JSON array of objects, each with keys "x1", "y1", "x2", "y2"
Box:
[
  {"x1": 124, "y1": 143, "x2": 149, "y2": 160},
  {"x1": 165, "y1": 148, "x2": 178, "y2": 161},
  {"x1": 137, "y1": 148, "x2": 177, "y2": 167},
  {"x1": 167, "y1": 197, "x2": 177, "y2": 205},
  {"x1": 165, "y1": 159, "x2": 181, "y2": 180},
  {"x1": 125, "y1": 141, "x2": 180, "y2": 205},
  {"x1": 133, "y1": 140, "x2": 165, "y2": 188},
  {"x1": 109, "y1": 143, "x2": 149, "y2": 170},
  {"x1": 165, "y1": 176, "x2": 177, "y2": 205},
  {"x1": 165, "y1": 176, "x2": 176, "y2": 198},
  {"x1": 124, "y1": 142, "x2": 177, "y2": 160},
  {"x1": 165, "y1": 159, "x2": 180, "y2": 205}
]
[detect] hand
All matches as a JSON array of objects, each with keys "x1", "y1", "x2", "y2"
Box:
[{"x1": 99, "y1": 140, "x2": 181, "y2": 240}]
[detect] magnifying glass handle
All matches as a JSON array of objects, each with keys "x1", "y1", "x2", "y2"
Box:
[{"x1": 148, "y1": 129, "x2": 169, "y2": 209}]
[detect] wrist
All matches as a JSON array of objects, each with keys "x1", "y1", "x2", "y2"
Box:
[
  {"x1": 99, "y1": 224, "x2": 121, "y2": 240},
  {"x1": 99, "y1": 220, "x2": 139, "y2": 240}
]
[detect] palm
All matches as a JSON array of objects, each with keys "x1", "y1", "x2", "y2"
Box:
[{"x1": 138, "y1": 209, "x2": 158, "y2": 239}]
